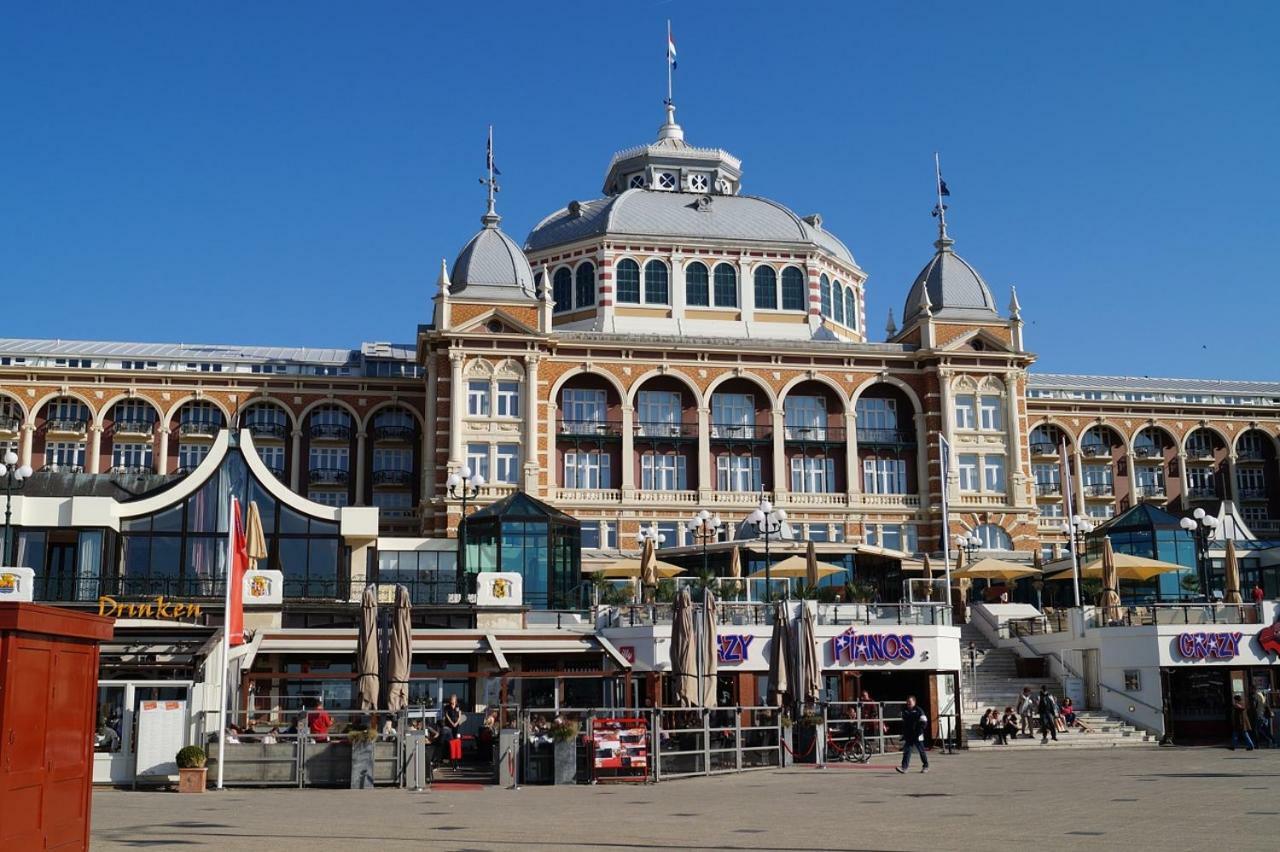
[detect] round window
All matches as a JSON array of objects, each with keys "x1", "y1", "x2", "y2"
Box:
[
  {"x1": 689, "y1": 174, "x2": 709, "y2": 192},
  {"x1": 628, "y1": 174, "x2": 645, "y2": 189},
  {"x1": 658, "y1": 172, "x2": 677, "y2": 190}
]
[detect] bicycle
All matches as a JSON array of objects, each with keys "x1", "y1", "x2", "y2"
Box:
[{"x1": 827, "y1": 726, "x2": 871, "y2": 764}]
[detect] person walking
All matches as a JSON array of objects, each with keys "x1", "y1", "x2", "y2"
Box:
[
  {"x1": 1249, "y1": 686, "x2": 1273, "y2": 748},
  {"x1": 1017, "y1": 686, "x2": 1036, "y2": 736},
  {"x1": 1036, "y1": 686, "x2": 1059, "y2": 743},
  {"x1": 894, "y1": 695, "x2": 930, "y2": 774},
  {"x1": 440, "y1": 693, "x2": 465, "y2": 767},
  {"x1": 1230, "y1": 694, "x2": 1255, "y2": 751}
]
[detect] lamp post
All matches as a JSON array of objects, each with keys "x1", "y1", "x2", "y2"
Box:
[
  {"x1": 1059, "y1": 515, "x2": 1093, "y2": 608},
  {"x1": 744, "y1": 498, "x2": 787, "y2": 600},
  {"x1": 955, "y1": 533, "x2": 982, "y2": 565},
  {"x1": 1179, "y1": 508, "x2": 1220, "y2": 602},
  {"x1": 1, "y1": 450, "x2": 33, "y2": 566},
  {"x1": 446, "y1": 465, "x2": 485, "y2": 596},
  {"x1": 684, "y1": 510, "x2": 723, "y2": 579}
]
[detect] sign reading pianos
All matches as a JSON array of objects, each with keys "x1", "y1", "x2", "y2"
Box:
[{"x1": 97, "y1": 595, "x2": 204, "y2": 621}]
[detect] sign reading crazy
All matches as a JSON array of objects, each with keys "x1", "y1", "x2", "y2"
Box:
[
  {"x1": 717, "y1": 634, "x2": 754, "y2": 663},
  {"x1": 1176, "y1": 631, "x2": 1243, "y2": 660},
  {"x1": 831, "y1": 629, "x2": 916, "y2": 663}
]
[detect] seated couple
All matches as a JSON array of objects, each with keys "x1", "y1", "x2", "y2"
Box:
[{"x1": 979, "y1": 708, "x2": 1020, "y2": 744}]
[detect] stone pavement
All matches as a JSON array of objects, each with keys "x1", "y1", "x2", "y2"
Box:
[{"x1": 92, "y1": 747, "x2": 1280, "y2": 851}]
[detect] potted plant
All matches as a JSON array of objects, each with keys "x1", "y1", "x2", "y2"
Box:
[
  {"x1": 549, "y1": 719, "x2": 580, "y2": 785},
  {"x1": 347, "y1": 721, "x2": 378, "y2": 789},
  {"x1": 176, "y1": 745, "x2": 207, "y2": 794}
]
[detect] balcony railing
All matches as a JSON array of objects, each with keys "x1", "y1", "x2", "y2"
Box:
[
  {"x1": 372, "y1": 468, "x2": 414, "y2": 487},
  {"x1": 42, "y1": 462, "x2": 84, "y2": 473},
  {"x1": 709, "y1": 423, "x2": 769, "y2": 442},
  {"x1": 372, "y1": 423, "x2": 415, "y2": 443},
  {"x1": 1239, "y1": 487, "x2": 1269, "y2": 501},
  {"x1": 264, "y1": 465, "x2": 285, "y2": 479},
  {"x1": 557, "y1": 419, "x2": 622, "y2": 439},
  {"x1": 1237, "y1": 448, "x2": 1267, "y2": 462},
  {"x1": 0, "y1": 415, "x2": 19, "y2": 433},
  {"x1": 1187, "y1": 486, "x2": 1217, "y2": 500},
  {"x1": 855, "y1": 494, "x2": 922, "y2": 509},
  {"x1": 178, "y1": 421, "x2": 220, "y2": 438},
  {"x1": 554, "y1": 488, "x2": 622, "y2": 502},
  {"x1": 1186, "y1": 445, "x2": 1215, "y2": 461},
  {"x1": 112, "y1": 464, "x2": 154, "y2": 476},
  {"x1": 1133, "y1": 445, "x2": 1163, "y2": 459},
  {"x1": 782, "y1": 492, "x2": 848, "y2": 507},
  {"x1": 635, "y1": 490, "x2": 697, "y2": 504},
  {"x1": 633, "y1": 421, "x2": 699, "y2": 440},
  {"x1": 372, "y1": 577, "x2": 459, "y2": 607},
  {"x1": 112, "y1": 419, "x2": 155, "y2": 437},
  {"x1": 1035, "y1": 482, "x2": 1061, "y2": 496},
  {"x1": 1080, "y1": 444, "x2": 1111, "y2": 458},
  {"x1": 175, "y1": 464, "x2": 205, "y2": 476},
  {"x1": 785, "y1": 425, "x2": 846, "y2": 443},
  {"x1": 855, "y1": 428, "x2": 914, "y2": 446},
  {"x1": 309, "y1": 467, "x2": 350, "y2": 486},
  {"x1": 1083, "y1": 483, "x2": 1114, "y2": 497},
  {"x1": 45, "y1": 418, "x2": 88, "y2": 435},
  {"x1": 1135, "y1": 484, "x2": 1166, "y2": 499},
  {"x1": 309, "y1": 422, "x2": 352, "y2": 441},
  {"x1": 711, "y1": 490, "x2": 769, "y2": 506},
  {"x1": 34, "y1": 574, "x2": 352, "y2": 603},
  {"x1": 246, "y1": 421, "x2": 288, "y2": 440},
  {"x1": 1029, "y1": 442, "x2": 1058, "y2": 457}
]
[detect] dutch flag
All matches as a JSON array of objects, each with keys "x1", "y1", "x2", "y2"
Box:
[{"x1": 668, "y1": 25, "x2": 677, "y2": 69}]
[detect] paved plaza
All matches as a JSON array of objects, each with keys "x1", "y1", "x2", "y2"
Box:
[{"x1": 92, "y1": 747, "x2": 1280, "y2": 851}]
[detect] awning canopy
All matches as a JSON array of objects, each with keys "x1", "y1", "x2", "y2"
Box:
[{"x1": 952, "y1": 557, "x2": 1039, "y2": 582}]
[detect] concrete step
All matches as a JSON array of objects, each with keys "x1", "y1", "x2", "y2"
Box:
[{"x1": 967, "y1": 735, "x2": 1155, "y2": 749}]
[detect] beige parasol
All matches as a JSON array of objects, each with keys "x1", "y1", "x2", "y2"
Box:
[
  {"x1": 747, "y1": 554, "x2": 843, "y2": 580},
  {"x1": 1099, "y1": 538, "x2": 1123, "y2": 624},
  {"x1": 1223, "y1": 538, "x2": 1243, "y2": 605},
  {"x1": 356, "y1": 584, "x2": 380, "y2": 712},
  {"x1": 804, "y1": 540, "x2": 819, "y2": 590},
  {"x1": 1047, "y1": 552, "x2": 1184, "y2": 583},
  {"x1": 383, "y1": 584, "x2": 412, "y2": 713},
  {"x1": 582, "y1": 557, "x2": 685, "y2": 579},
  {"x1": 699, "y1": 587, "x2": 719, "y2": 708},
  {"x1": 245, "y1": 501, "x2": 268, "y2": 569},
  {"x1": 766, "y1": 600, "x2": 791, "y2": 707},
  {"x1": 670, "y1": 587, "x2": 698, "y2": 707},
  {"x1": 921, "y1": 553, "x2": 934, "y2": 601},
  {"x1": 951, "y1": 557, "x2": 1039, "y2": 582},
  {"x1": 640, "y1": 537, "x2": 659, "y2": 603},
  {"x1": 794, "y1": 602, "x2": 821, "y2": 706}
]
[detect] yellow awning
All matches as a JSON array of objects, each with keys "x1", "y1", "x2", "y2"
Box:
[
  {"x1": 952, "y1": 557, "x2": 1040, "y2": 582},
  {"x1": 1046, "y1": 552, "x2": 1184, "y2": 583},
  {"x1": 582, "y1": 558, "x2": 686, "y2": 579},
  {"x1": 747, "y1": 554, "x2": 845, "y2": 580}
]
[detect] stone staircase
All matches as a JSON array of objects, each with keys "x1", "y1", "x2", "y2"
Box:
[{"x1": 959, "y1": 623, "x2": 1156, "y2": 749}]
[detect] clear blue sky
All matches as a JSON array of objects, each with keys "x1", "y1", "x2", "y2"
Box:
[{"x1": 3, "y1": 2, "x2": 1276, "y2": 380}]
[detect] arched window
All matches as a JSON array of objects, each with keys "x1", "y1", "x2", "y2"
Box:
[
  {"x1": 819, "y1": 274, "x2": 832, "y2": 317},
  {"x1": 844, "y1": 288, "x2": 856, "y2": 329},
  {"x1": 754, "y1": 266, "x2": 777, "y2": 309},
  {"x1": 552, "y1": 268, "x2": 572, "y2": 312},
  {"x1": 615, "y1": 259, "x2": 641, "y2": 303},
  {"x1": 686, "y1": 261, "x2": 709, "y2": 306},
  {"x1": 575, "y1": 262, "x2": 596, "y2": 308},
  {"x1": 644, "y1": 260, "x2": 669, "y2": 305},
  {"x1": 713, "y1": 263, "x2": 738, "y2": 307},
  {"x1": 832, "y1": 282, "x2": 845, "y2": 323},
  {"x1": 973, "y1": 524, "x2": 1013, "y2": 550},
  {"x1": 781, "y1": 266, "x2": 807, "y2": 311}
]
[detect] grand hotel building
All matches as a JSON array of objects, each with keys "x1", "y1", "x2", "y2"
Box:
[{"x1": 2, "y1": 103, "x2": 1280, "y2": 779}]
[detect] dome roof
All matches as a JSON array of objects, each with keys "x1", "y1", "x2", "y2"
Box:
[
  {"x1": 525, "y1": 190, "x2": 857, "y2": 266},
  {"x1": 450, "y1": 211, "x2": 536, "y2": 300},
  {"x1": 901, "y1": 234, "x2": 998, "y2": 323}
]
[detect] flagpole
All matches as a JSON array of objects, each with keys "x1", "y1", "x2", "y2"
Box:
[
  {"x1": 666, "y1": 20, "x2": 673, "y2": 106},
  {"x1": 940, "y1": 435, "x2": 952, "y2": 601},
  {"x1": 215, "y1": 495, "x2": 236, "y2": 790},
  {"x1": 486, "y1": 125, "x2": 495, "y2": 217},
  {"x1": 934, "y1": 152, "x2": 947, "y2": 236},
  {"x1": 1060, "y1": 438, "x2": 1081, "y2": 609}
]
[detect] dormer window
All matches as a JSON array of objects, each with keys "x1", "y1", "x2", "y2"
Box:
[
  {"x1": 688, "y1": 173, "x2": 709, "y2": 192},
  {"x1": 628, "y1": 174, "x2": 646, "y2": 189},
  {"x1": 657, "y1": 172, "x2": 677, "y2": 190}
]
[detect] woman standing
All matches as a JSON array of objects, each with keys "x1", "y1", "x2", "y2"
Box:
[{"x1": 440, "y1": 694, "x2": 465, "y2": 766}]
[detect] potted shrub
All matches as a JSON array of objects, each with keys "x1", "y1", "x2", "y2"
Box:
[
  {"x1": 176, "y1": 745, "x2": 207, "y2": 794},
  {"x1": 347, "y1": 722, "x2": 378, "y2": 789},
  {"x1": 550, "y1": 719, "x2": 580, "y2": 785}
]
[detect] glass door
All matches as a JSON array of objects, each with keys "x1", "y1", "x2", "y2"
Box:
[{"x1": 93, "y1": 680, "x2": 193, "y2": 785}]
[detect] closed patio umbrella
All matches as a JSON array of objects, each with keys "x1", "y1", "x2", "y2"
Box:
[
  {"x1": 1223, "y1": 538, "x2": 1243, "y2": 605},
  {"x1": 245, "y1": 501, "x2": 268, "y2": 570},
  {"x1": 699, "y1": 587, "x2": 719, "y2": 708},
  {"x1": 640, "y1": 537, "x2": 659, "y2": 603},
  {"x1": 1100, "y1": 538, "x2": 1122, "y2": 624},
  {"x1": 384, "y1": 584, "x2": 412, "y2": 713},
  {"x1": 356, "y1": 583, "x2": 380, "y2": 712},
  {"x1": 805, "y1": 540, "x2": 819, "y2": 590},
  {"x1": 727, "y1": 545, "x2": 743, "y2": 600},
  {"x1": 670, "y1": 587, "x2": 697, "y2": 707},
  {"x1": 921, "y1": 553, "x2": 934, "y2": 601},
  {"x1": 794, "y1": 602, "x2": 821, "y2": 706},
  {"x1": 766, "y1": 600, "x2": 791, "y2": 707}
]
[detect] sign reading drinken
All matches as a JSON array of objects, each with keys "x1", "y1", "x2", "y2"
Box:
[
  {"x1": 831, "y1": 628, "x2": 916, "y2": 663},
  {"x1": 1175, "y1": 631, "x2": 1243, "y2": 660}
]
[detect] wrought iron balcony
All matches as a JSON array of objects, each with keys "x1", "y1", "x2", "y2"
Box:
[
  {"x1": 785, "y1": 425, "x2": 847, "y2": 444},
  {"x1": 709, "y1": 422, "x2": 770, "y2": 443},
  {"x1": 372, "y1": 423, "x2": 416, "y2": 442},
  {"x1": 557, "y1": 419, "x2": 622, "y2": 440},
  {"x1": 1035, "y1": 482, "x2": 1062, "y2": 496},
  {"x1": 0, "y1": 415, "x2": 21, "y2": 434},
  {"x1": 1083, "y1": 483, "x2": 1114, "y2": 497},
  {"x1": 1239, "y1": 487, "x2": 1269, "y2": 501},
  {"x1": 45, "y1": 418, "x2": 88, "y2": 435},
  {"x1": 42, "y1": 462, "x2": 84, "y2": 473},
  {"x1": 1237, "y1": 448, "x2": 1267, "y2": 462},
  {"x1": 175, "y1": 464, "x2": 204, "y2": 476},
  {"x1": 263, "y1": 464, "x2": 285, "y2": 479},
  {"x1": 855, "y1": 428, "x2": 914, "y2": 447},
  {"x1": 246, "y1": 421, "x2": 288, "y2": 440},
  {"x1": 112, "y1": 419, "x2": 154, "y2": 437},
  {"x1": 1029, "y1": 442, "x2": 1058, "y2": 457},
  {"x1": 1080, "y1": 444, "x2": 1111, "y2": 458},
  {"x1": 309, "y1": 467, "x2": 350, "y2": 486},
  {"x1": 633, "y1": 421, "x2": 699, "y2": 441},
  {"x1": 309, "y1": 422, "x2": 352, "y2": 441},
  {"x1": 1135, "y1": 485, "x2": 1167, "y2": 499},
  {"x1": 1186, "y1": 444, "x2": 1215, "y2": 461},
  {"x1": 178, "y1": 421, "x2": 220, "y2": 438},
  {"x1": 372, "y1": 468, "x2": 414, "y2": 487},
  {"x1": 1187, "y1": 486, "x2": 1217, "y2": 500},
  {"x1": 112, "y1": 464, "x2": 154, "y2": 476},
  {"x1": 1133, "y1": 445, "x2": 1163, "y2": 459}
]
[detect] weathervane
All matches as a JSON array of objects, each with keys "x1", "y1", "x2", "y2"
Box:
[
  {"x1": 479, "y1": 125, "x2": 501, "y2": 223},
  {"x1": 931, "y1": 152, "x2": 951, "y2": 241}
]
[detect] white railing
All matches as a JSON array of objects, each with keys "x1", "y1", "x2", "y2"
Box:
[
  {"x1": 711, "y1": 490, "x2": 768, "y2": 505},
  {"x1": 554, "y1": 488, "x2": 623, "y2": 503},
  {"x1": 854, "y1": 494, "x2": 922, "y2": 509},
  {"x1": 782, "y1": 492, "x2": 849, "y2": 507},
  {"x1": 635, "y1": 490, "x2": 697, "y2": 504}
]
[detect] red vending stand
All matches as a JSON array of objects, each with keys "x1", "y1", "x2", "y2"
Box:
[{"x1": 0, "y1": 602, "x2": 114, "y2": 851}]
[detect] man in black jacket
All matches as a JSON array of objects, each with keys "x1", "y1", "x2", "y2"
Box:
[{"x1": 895, "y1": 695, "x2": 930, "y2": 774}]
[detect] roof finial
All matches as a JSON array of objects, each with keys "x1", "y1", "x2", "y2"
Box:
[
  {"x1": 1009, "y1": 285, "x2": 1022, "y2": 319},
  {"x1": 921, "y1": 286, "x2": 933, "y2": 318},
  {"x1": 931, "y1": 152, "x2": 953, "y2": 251},
  {"x1": 480, "y1": 125, "x2": 501, "y2": 228},
  {"x1": 438, "y1": 257, "x2": 451, "y2": 291},
  {"x1": 886, "y1": 307, "x2": 898, "y2": 338},
  {"x1": 539, "y1": 264, "x2": 552, "y2": 302}
]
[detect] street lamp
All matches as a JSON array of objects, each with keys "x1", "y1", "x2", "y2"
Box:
[
  {"x1": 744, "y1": 498, "x2": 787, "y2": 600},
  {"x1": 685, "y1": 509, "x2": 723, "y2": 578},
  {"x1": 955, "y1": 533, "x2": 982, "y2": 565},
  {"x1": 1, "y1": 450, "x2": 33, "y2": 565},
  {"x1": 1179, "y1": 508, "x2": 1220, "y2": 602},
  {"x1": 446, "y1": 465, "x2": 485, "y2": 595},
  {"x1": 635, "y1": 522, "x2": 667, "y2": 548},
  {"x1": 1060, "y1": 515, "x2": 1094, "y2": 559}
]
